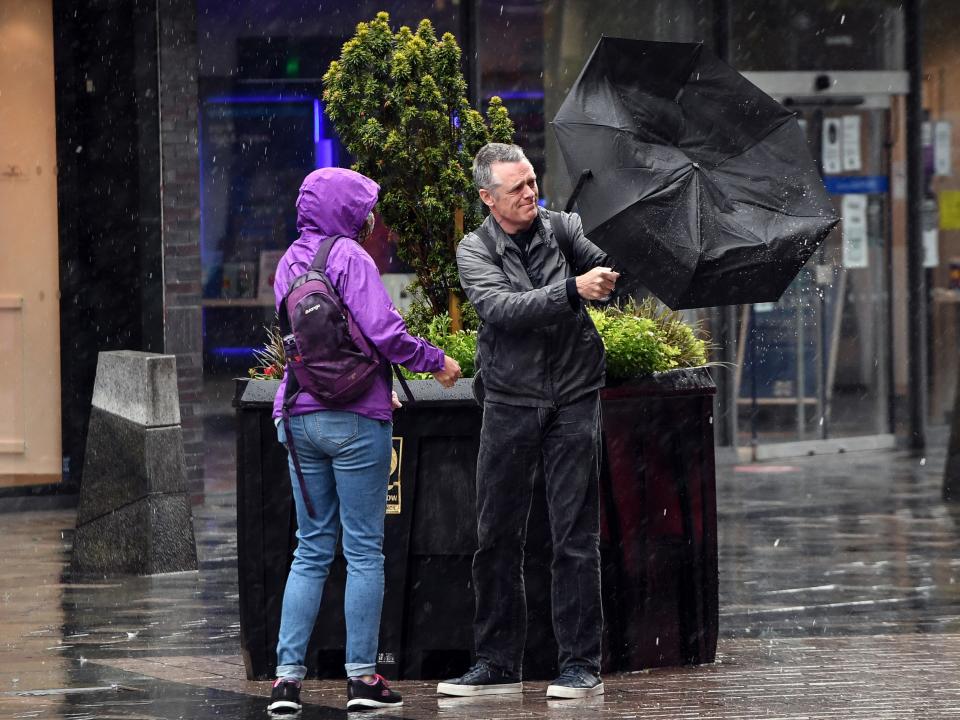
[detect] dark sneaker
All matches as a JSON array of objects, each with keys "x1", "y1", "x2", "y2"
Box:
[
  {"x1": 545, "y1": 665, "x2": 604, "y2": 699},
  {"x1": 347, "y1": 674, "x2": 402, "y2": 710},
  {"x1": 436, "y1": 661, "x2": 523, "y2": 696},
  {"x1": 267, "y1": 677, "x2": 302, "y2": 714}
]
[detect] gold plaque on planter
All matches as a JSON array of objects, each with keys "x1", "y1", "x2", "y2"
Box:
[{"x1": 386, "y1": 437, "x2": 402, "y2": 514}]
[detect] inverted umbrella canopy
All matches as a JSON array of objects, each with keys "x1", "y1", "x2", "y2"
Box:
[{"x1": 553, "y1": 37, "x2": 839, "y2": 310}]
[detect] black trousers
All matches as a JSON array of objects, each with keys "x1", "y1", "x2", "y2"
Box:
[{"x1": 472, "y1": 391, "x2": 603, "y2": 676}]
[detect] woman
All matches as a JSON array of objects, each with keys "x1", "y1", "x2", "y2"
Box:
[{"x1": 267, "y1": 167, "x2": 461, "y2": 714}]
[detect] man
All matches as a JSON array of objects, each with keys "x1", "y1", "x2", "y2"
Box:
[{"x1": 437, "y1": 143, "x2": 618, "y2": 700}]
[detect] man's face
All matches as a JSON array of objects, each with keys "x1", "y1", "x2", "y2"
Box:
[{"x1": 479, "y1": 160, "x2": 539, "y2": 233}]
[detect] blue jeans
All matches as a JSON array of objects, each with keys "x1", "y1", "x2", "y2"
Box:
[{"x1": 274, "y1": 411, "x2": 392, "y2": 680}]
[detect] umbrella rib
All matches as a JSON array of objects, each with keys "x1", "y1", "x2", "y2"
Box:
[
  {"x1": 561, "y1": 117, "x2": 834, "y2": 221},
  {"x1": 554, "y1": 118, "x2": 634, "y2": 132},
  {"x1": 728, "y1": 197, "x2": 838, "y2": 221},
  {"x1": 705, "y1": 114, "x2": 797, "y2": 172},
  {"x1": 582, "y1": 178, "x2": 701, "y2": 292},
  {"x1": 579, "y1": 168, "x2": 693, "y2": 233},
  {"x1": 703, "y1": 115, "x2": 837, "y2": 221}
]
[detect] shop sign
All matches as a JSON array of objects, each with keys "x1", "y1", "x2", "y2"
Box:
[
  {"x1": 924, "y1": 198, "x2": 940, "y2": 268},
  {"x1": 935, "y1": 121, "x2": 952, "y2": 177},
  {"x1": 386, "y1": 437, "x2": 403, "y2": 514},
  {"x1": 940, "y1": 191, "x2": 960, "y2": 231},
  {"x1": 824, "y1": 175, "x2": 889, "y2": 195},
  {"x1": 822, "y1": 118, "x2": 842, "y2": 174},
  {"x1": 841, "y1": 115, "x2": 862, "y2": 171},
  {"x1": 842, "y1": 194, "x2": 869, "y2": 269}
]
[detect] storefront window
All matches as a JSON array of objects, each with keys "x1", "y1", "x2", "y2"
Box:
[
  {"x1": 197, "y1": 0, "x2": 918, "y2": 452},
  {"x1": 196, "y1": 0, "x2": 461, "y2": 377},
  {"x1": 730, "y1": 0, "x2": 905, "y2": 72}
]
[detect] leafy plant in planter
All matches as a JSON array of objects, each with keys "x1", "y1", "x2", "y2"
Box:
[
  {"x1": 400, "y1": 312, "x2": 478, "y2": 380},
  {"x1": 323, "y1": 11, "x2": 514, "y2": 318},
  {"x1": 391, "y1": 298, "x2": 709, "y2": 382},
  {"x1": 248, "y1": 324, "x2": 285, "y2": 380},
  {"x1": 590, "y1": 298, "x2": 710, "y2": 382}
]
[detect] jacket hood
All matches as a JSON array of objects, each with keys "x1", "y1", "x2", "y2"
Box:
[{"x1": 295, "y1": 167, "x2": 380, "y2": 239}]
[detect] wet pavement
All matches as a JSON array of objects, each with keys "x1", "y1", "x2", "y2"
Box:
[{"x1": 1, "y1": 411, "x2": 959, "y2": 718}]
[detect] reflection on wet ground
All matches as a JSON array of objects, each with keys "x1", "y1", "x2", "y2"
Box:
[
  {"x1": 719, "y1": 442, "x2": 960, "y2": 639},
  {"x1": 1, "y1": 416, "x2": 958, "y2": 718}
]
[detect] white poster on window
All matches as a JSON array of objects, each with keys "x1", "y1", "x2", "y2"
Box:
[
  {"x1": 924, "y1": 197, "x2": 940, "y2": 268},
  {"x1": 891, "y1": 160, "x2": 907, "y2": 200},
  {"x1": 841, "y1": 115, "x2": 862, "y2": 171},
  {"x1": 822, "y1": 118, "x2": 842, "y2": 174},
  {"x1": 924, "y1": 228, "x2": 940, "y2": 268},
  {"x1": 257, "y1": 250, "x2": 285, "y2": 303},
  {"x1": 842, "y1": 194, "x2": 869, "y2": 269},
  {"x1": 935, "y1": 121, "x2": 952, "y2": 176}
]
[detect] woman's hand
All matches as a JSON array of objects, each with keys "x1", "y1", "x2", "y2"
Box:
[
  {"x1": 432, "y1": 355, "x2": 462, "y2": 388},
  {"x1": 391, "y1": 391, "x2": 403, "y2": 409}
]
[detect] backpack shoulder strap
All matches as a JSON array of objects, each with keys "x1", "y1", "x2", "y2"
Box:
[
  {"x1": 544, "y1": 210, "x2": 575, "y2": 272},
  {"x1": 310, "y1": 235, "x2": 345, "y2": 273},
  {"x1": 470, "y1": 223, "x2": 502, "y2": 269}
]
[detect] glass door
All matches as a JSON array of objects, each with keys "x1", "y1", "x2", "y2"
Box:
[{"x1": 738, "y1": 106, "x2": 895, "y2": 450}]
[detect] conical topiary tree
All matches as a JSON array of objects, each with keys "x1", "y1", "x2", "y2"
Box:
[{"x1": 323, "y1": 12, "x2": 514, "y2": 318}]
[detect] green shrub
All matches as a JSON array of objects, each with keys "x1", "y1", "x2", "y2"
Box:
[
  {"x1": 633, "y1": 297, "x2": 708, "y2": 369},
  {"x1": 251, "y1": 298, "x2": 708, "y2": 385},
  {"x1": 323, "y1": 12, "x2": 513, "y2": 317},
  {"x1": 400, "y1": 311, "x2": 477, "y2": 379},
  {"x1": 404, "y1": 293, "x2": 479, "y2": 338},
  {"x1": 588, "y1": 308, "x2": 676, "y2": 379},
  {"x1": 399, "y1": 298, "x2": 708, "y2": 384},
  {"x1": 588, "y1": 299, "x2": 709, "y2": 382}
]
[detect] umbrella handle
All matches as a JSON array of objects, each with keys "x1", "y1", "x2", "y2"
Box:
[{"x1": 564, "y1": 169, "x2": 593, "y2": 213}]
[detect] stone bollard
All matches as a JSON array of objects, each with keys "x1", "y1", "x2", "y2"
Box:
[{"x1": 71, "y1": 351, "x2": 198, "y2": 575}]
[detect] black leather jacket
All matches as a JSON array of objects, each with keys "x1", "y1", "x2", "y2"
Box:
[{"x1": 456, "y1": 208, "x2": 608, "y2": 407}]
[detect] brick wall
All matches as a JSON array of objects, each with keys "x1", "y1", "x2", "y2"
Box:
[{"x1": 157, "y1": 0, "x2": 204, "y2": 488}]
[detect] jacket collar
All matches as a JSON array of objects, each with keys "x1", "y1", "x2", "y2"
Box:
[{"x1": 482, "y1": 208, "x2": 554, "y2": 260}]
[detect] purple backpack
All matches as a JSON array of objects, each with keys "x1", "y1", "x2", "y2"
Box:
[{"x1": 279, "y1": 235, "x2": 381, "y2": 407}]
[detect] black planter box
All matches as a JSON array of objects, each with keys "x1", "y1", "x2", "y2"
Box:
[{"x1": 235, "y1": 369, "x2": 717, "y2": 680}]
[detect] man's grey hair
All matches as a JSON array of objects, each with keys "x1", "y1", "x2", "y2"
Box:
[{"x1": 472, "y1": 143, "x2": 529, "y2": 192}]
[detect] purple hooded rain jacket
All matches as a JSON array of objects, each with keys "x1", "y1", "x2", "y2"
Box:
[{"x1": 272, "y1": 168, "x2": 445, "y2": 422}]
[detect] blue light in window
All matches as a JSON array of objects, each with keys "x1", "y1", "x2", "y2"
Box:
[
  {"x1": 210, "y1": 346, "x2": 257, "y2": 358},
  {"x1": 485, "y1": 91, "x2": 545, "y2": 101}
]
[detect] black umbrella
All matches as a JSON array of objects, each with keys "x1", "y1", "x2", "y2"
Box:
[{"x1": 553, "y1": 37, "x2": 839, "y2": 310}]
